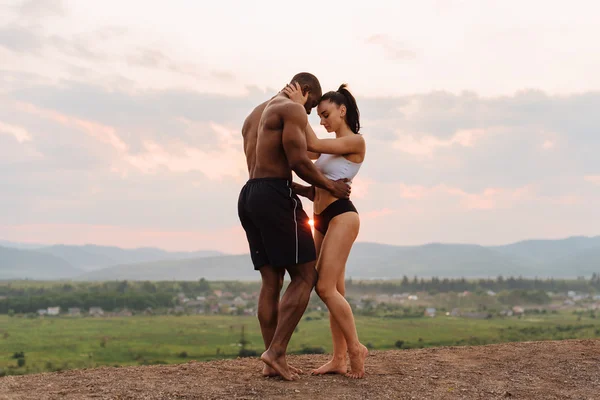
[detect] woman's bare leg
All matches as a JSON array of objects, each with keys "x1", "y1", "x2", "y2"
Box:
[
  {"x1": 311, "y1": 230, "x2": 348, "y2": 375},
  {"x1": 314, "y1": 213, "x2": 367, "y2": 379}
]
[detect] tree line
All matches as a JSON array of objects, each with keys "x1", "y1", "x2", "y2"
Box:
[
  {"x1": 346, "y1": 274, "x2": 600, "y2": 294},
  {"x1": 2, "y1": 275, "x2": 599, "y2": 314}
]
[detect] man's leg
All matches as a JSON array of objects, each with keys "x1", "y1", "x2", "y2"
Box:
[
  {"x1": 261, "y1": 261, "x2": 318, "y2": 381},
  {"x1": 258, "y1": 266, "x2": 285, "y2": 377},
  {"x1": 258, "y1": 266, "x2": 285, "y2": 348}
]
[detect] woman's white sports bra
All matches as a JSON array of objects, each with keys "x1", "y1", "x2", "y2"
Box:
[{"x1": 314, "y1": 153, "x2": 362, "y2": 184}]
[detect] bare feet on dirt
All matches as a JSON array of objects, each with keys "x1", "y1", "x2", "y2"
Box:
[
  {"x1": 261, "y1": 349, "x2": 299, "y2": 381},
  {"x1": 4, "y1": 340, "x2": 600, "y2": 399},
  {"x1": 263, "y1": 364, "x2": 302, "y2": 377},
  {"x1": 346, "y1": 344, "x2": 368, "y2": 379},
  {"x1": 311, "y1": 357, "x2": 348, "y2": 375}
]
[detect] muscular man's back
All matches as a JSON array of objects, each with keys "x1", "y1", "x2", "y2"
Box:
[
  {"x1": 241, "y1": 100, "x2": 267, "y2": 178},
  {"x1": 243, "y1": 96, "x2": 298, "y2": 180}
]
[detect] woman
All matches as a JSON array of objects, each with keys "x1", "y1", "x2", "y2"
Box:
[{"x1": 283, "y1": 82, "x2": 368, "y2": 379}]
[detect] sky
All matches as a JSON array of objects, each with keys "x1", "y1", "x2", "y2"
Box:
[{"x1": 0, "y1": 0, "x2": 599, "y2": 253}]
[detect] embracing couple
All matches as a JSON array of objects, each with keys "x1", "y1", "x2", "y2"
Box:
[{"x1": 237, "y1": 72, "x2": 368, "y2": 381}]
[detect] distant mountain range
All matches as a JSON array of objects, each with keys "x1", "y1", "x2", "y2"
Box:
[
  {"x1": 0, "y1": 246, "x2": 83, "y2": 280},
  {"x1": 0, "y1": 243, "x2": 224, "y2": 280},
  {"x1": 1, "y1": 236, "x2": 599, "y2": 281}
]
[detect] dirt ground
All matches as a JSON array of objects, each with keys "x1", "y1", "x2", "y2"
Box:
[{"x1": 1, "y1": 339, "x2": 599, "y2": 399}]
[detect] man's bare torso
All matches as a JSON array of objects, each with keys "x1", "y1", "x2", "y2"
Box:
[{"x1": 242, "y1": 95, "x2": 297, "y2": 180}]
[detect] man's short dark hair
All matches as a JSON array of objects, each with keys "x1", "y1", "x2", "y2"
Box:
[{"x1": 291, "y1": 72, "x2": 322, "y2": 97}]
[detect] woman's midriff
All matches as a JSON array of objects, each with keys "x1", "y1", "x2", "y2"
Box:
[{"x1": 314, "y1": 187, "x2": 340, "y2": 215}]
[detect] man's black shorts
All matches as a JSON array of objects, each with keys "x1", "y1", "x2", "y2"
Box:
[{"x1": 238, "y1": 178, "x2": 316, "y2": 270}]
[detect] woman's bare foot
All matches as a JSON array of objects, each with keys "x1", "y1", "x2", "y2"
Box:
[
  {"x1": 263, "y1": 364, "x2": 302, "y2": 377},
  {"x1": 311, "y1": 357, "x2": 347, "y2": 375},
  {"x1": 261, "y1": 349, "x2": 299, "y2": 381},
  {"x1": 346, "y1": 344, "x2": 368, "y2": 379}
]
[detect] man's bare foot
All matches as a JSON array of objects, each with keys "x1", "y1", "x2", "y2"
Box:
[
  {"x1": 346, "y1": 344, "x2": 368, "y2": 379},
  {"x1": 262, "y1": 365, "x2": 278, "y2": 377},
  {"x1": 289, "y1": 365, "x2": 302, "y2": 374},
  {"x1": 263, "y1": 364, "x2": 302, "y2": 377},
  {"x1": 261, "y1": 349, "x2": 299, "y2": 381},
  {"x1": 311, "y1": 357, "x2": 347, "y2": 375}
]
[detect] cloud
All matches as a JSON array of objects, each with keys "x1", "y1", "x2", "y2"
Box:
[
  {"x1": 0, "y1": 13, "x2": 232, "y2": 94},
  {"x1": 15, "y1": 101, "x2": 128, "y2": 152},
  {"x1": 348, "y1": 176, "x2": 373, "y2": 199},
  {"x1": 127, "y1": 48, "x2": 171, "y2": 68},
  {"x1": 10, "y1": 98, "x2": 246, "y2": 180},
  {"x1": 353, "y1": 178, "x2": 598, "y2": 248},
  {"x1": 211, "y1": 70, "x2": 236, "y2": 82},
  {"x1": 46, "y1": 33, "x2": 108, "y2": 61},
  {"x1": 123, "y1": 122, "x2": 246, "y2": 180},
  {"x1": 361, "y1": 90, "x2": 600, "y2": 142},
  {"x1": 585, "y1": 176, "x2": 600, "y2": 185},
  {"x1": 366, "y1": 34, "x2": 417, "y2": 60},
  {"x1": 16, "y1": 0, "x2": 65, "y2": 20},
  {"x1": 0, "y1": 69, "x2": 56, "y2": 94},
  {"x1": 396, "y1": 183, "x2": 536, "y2": 210},
  {"x1": 355, "y1": 89, "x2": 600, "y2": 196},
  {"x1": 0, "y1": 120, "x2": 32, "y2": 143},
  {"x1": 10, "y1": 82, "x2": 264, "y2": 128},
  {"x1": 393, "y1": 129, "x2": 486, "y2": 157},
  {"x1": 0, "y1": 23, "x2": 122, "y2": 64},
  {"x1": 362, "y1": 208, "x2": 396, "y2": 220},
  {"x1": 126, "y1": 47, "x2": 218, "y2": 80},
  {"x1": 0, "y1": 25, "x2": 43, "y2": 52}
]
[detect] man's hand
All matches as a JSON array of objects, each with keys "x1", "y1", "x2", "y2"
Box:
[
  {"x1": 291, "y1": 182, "x2": 315, "y2": 201},
  {"x1": 329, "y1": 178, "x2": 351, "y2": 199}
]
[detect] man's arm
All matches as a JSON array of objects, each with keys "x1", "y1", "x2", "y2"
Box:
[
  {"x1": 291, "y1": 182, "x2": 315, "y2": 201},
  {"x1": 281, "y1": 104, "x2": 349, "y2": 198}
]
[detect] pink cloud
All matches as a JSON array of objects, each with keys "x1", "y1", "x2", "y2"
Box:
[
  {"x1": 398, "y1": 183, "x2": 429, "y2": 199},
  {"x1": 13, "y1": 101, "x2": 247, "y2": 181},
  {"x1": 362, "y1": 208, "x2": 396, "y2": 219},
  {"x1": 349, "y1": 176, "x2": 374, "y2": 199},
  {"x1": 396, "y1": 183, "x2": 536, "y2": 210},
  {"x1": 123, "y1": 122, "x2": 246, "y2": 180},
  {"x1": 393, "y1": 129, "x2": 487, "y2": 157},
  {"x1": 365, "y1": 34, "x2": 416, "y2": 60},
  {"x1": 549, "y1": 195, "x2": 585, "y2": 205},
  {"x1": 584, "y1": 175, "x2": 600, "y2": 185},
  {"x1": 0, "y1": 120, "x2": 32, "y2": 143},
  {"x1": 15, "y1": 102, "x2": 128, "y2": 152}
]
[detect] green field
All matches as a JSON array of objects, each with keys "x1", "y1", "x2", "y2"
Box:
[{"x1": 2, "y1": 312, "x2": 600, "y2": 376}]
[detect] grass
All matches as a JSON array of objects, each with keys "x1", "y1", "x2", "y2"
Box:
[{"x1": 1, "y1": 312, "x2": 599, "y2": 375}]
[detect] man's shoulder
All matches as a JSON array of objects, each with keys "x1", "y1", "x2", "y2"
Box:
[
  {"x1": 245, "y1": 96, "x2": 306, "y2": 130},
  {"x1": 249, "y1": 100, "x2": 270, "y2": 119},
  {"x1": 242, "y1": 100, "x2": 270, "y2": 130},
  {"x1": 274, "y1": 99, "x2": 306, "y2": 124},
  {"x1": 266, "y1": 96, "x2": 302, "y2": 111}
]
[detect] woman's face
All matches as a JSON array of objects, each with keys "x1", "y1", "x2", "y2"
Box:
[{"x1": 317, "y1": 100, "x2": 346, "y2": 133}]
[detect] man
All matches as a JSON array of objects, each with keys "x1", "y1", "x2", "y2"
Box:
[{"x1": 238, "y1": 72, "x2": 350, "y2": 381}]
